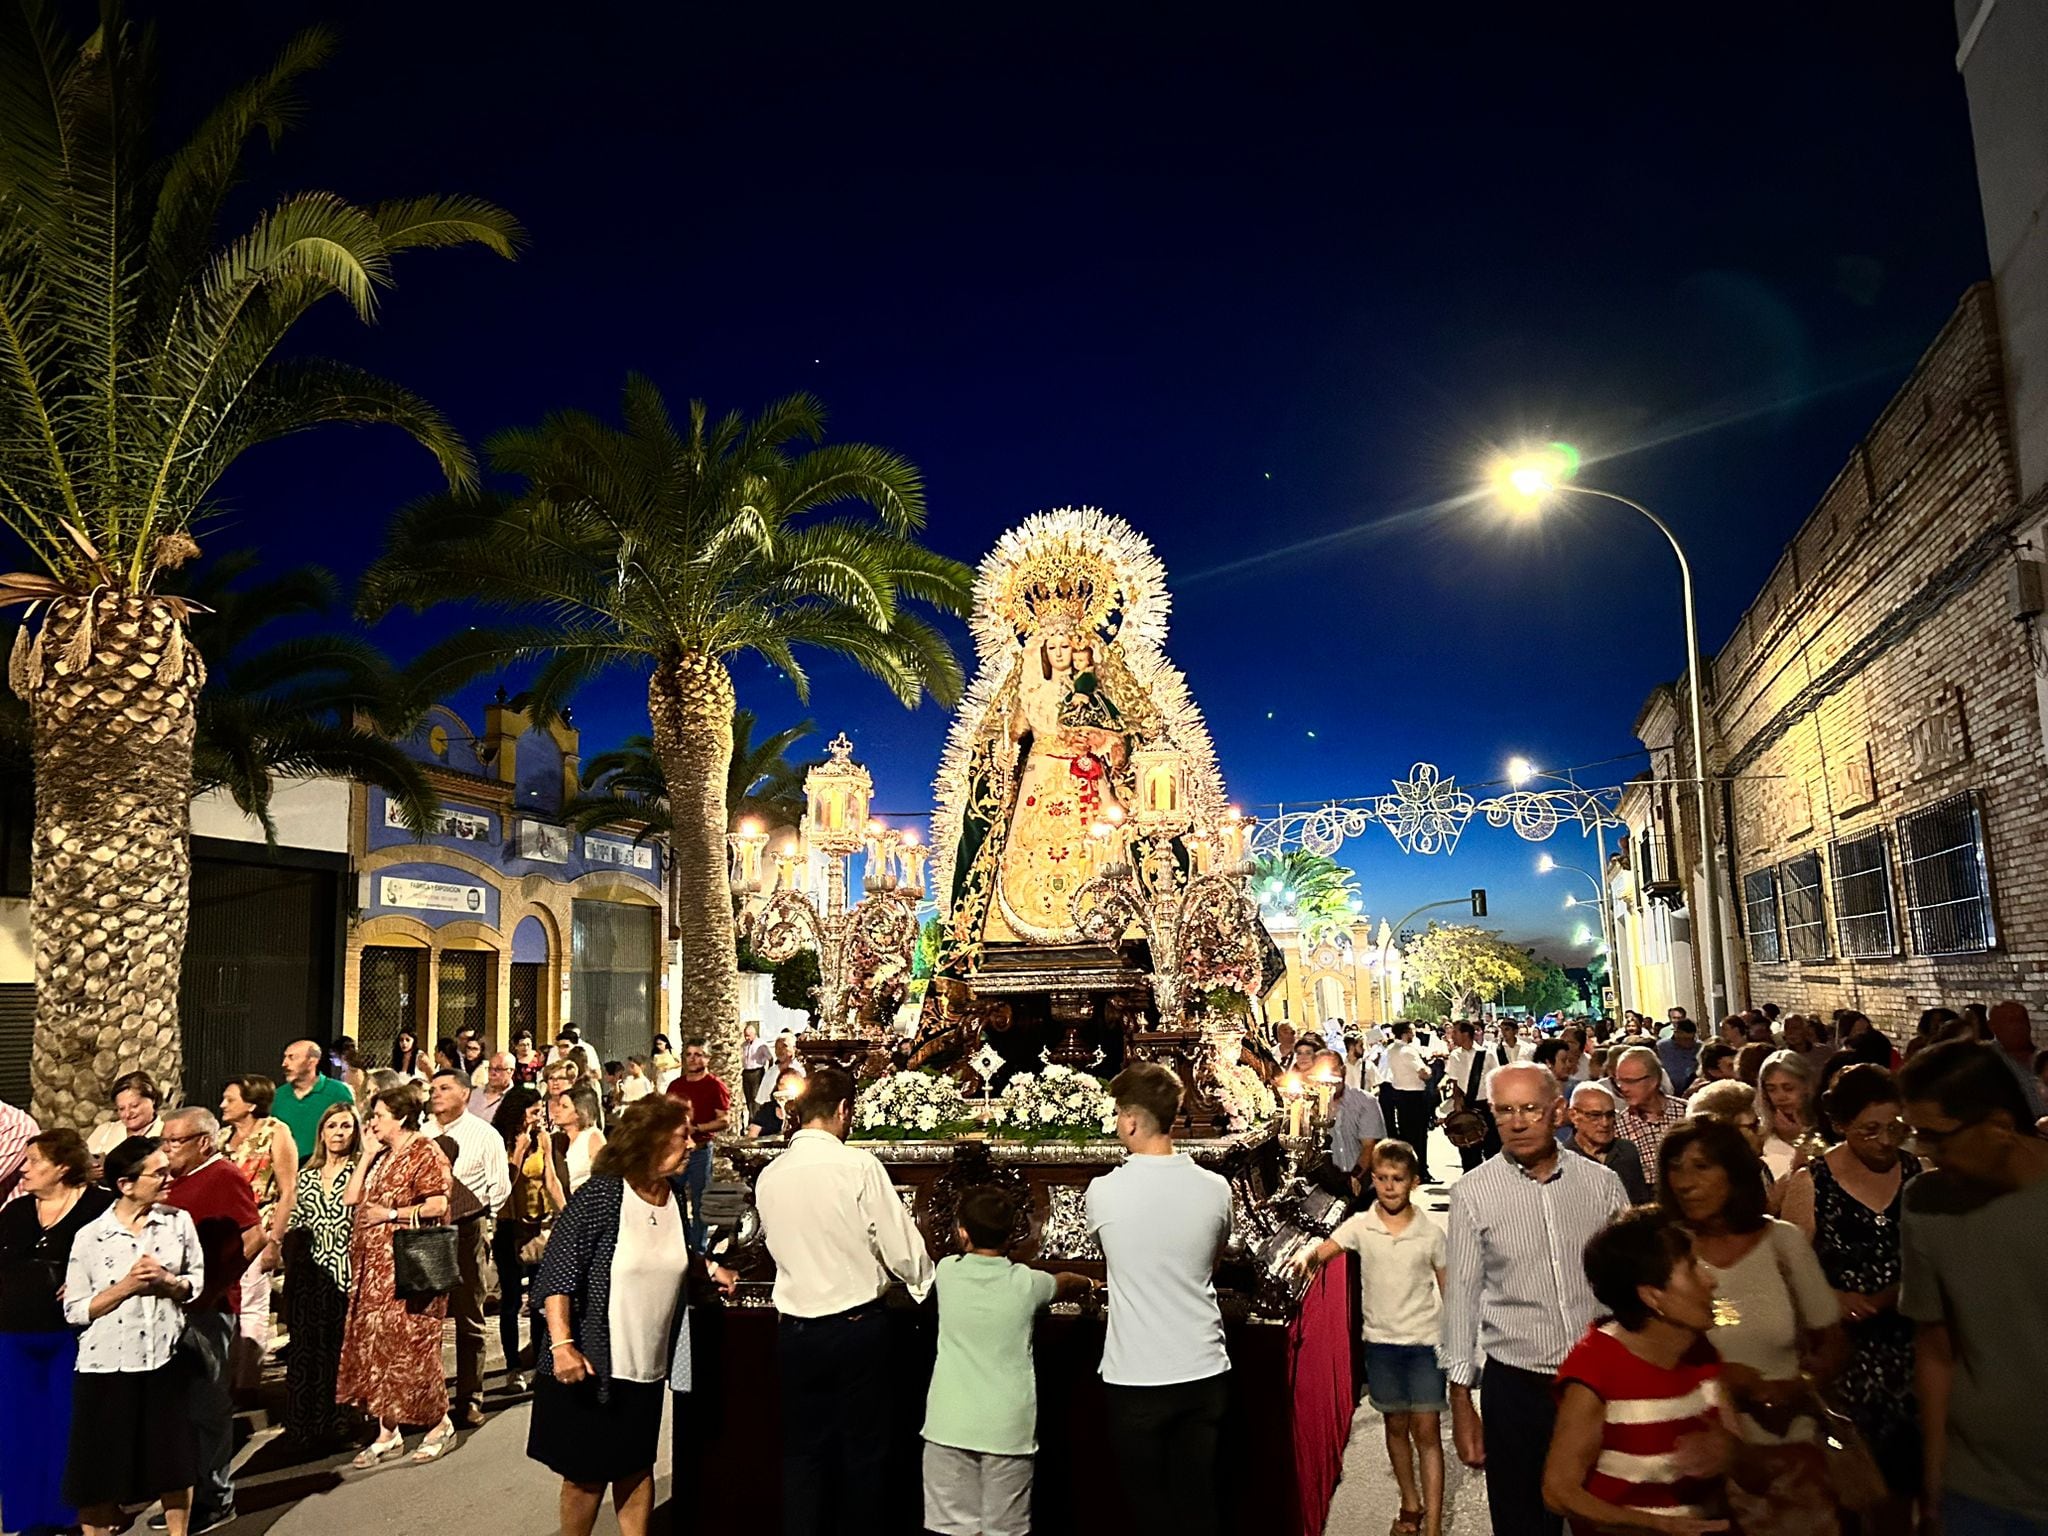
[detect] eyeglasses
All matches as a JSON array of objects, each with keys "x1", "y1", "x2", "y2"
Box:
[
  {"x1": 1845, "y1": 1118, "x2": 1905, "y2": 1143},
  {"x1": 1571, "y1": 1108, "x2": 1617, "y2": 1123},
  {"x1": 1906, "y1": 1117, "x2": 1976, "y2": 1151},
  {"x1": 1613, "y1": 1074, "x2": 1657, "y2": 1088},
  {"x1": 159, "y1": 1132, "x2": 209, "y2": 1147}
]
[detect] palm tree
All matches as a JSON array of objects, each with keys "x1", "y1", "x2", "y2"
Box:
[
  {"x1": 358, "y1": 378, "x2": 972, "y2": 1087},
  {"x1": 0, "y1": 7, "x2": 519, "y2": 1125},
  {"x1": 563, "y1": 710, "x2": 816, "y2": 843},
  {"x1": 1249, "y1": 850, "x2": 1362, "y2": 945},
  {"x1": 0, "y1": 553, "x2": 442, "y2": 838}
]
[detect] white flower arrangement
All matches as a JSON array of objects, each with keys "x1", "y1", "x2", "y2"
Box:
[
  {"x1": 993, "y1": 1063, "x2": 1117, "y2": 1142},
  {"x1": 851, "y1": 1070, "x2": 973, "y2": 1140},
  {"x1": 1212, "y1": 1057, "x2": 1278, "y2": 1132}
]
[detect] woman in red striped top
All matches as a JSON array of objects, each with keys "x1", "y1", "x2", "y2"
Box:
[{"x1": 1543, "y1": 1207, "x2": 1736, "y2": 1535}]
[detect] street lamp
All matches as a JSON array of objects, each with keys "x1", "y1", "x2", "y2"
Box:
[
  {"x1": 1516, "y1": 758, "x2": 1628, "y2": 1019},
  {"x1": 1490, "y1": 449, "x2": 1724, "y2": 1020}
]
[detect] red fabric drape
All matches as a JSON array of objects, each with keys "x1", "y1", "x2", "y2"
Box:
[{"x1": 1289, "y1": 1252, "x2": 1358, "y2": 1535}]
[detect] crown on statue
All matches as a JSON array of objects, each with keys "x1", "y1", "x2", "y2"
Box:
[{"x1": 1023, "y1": 573, "x2": 1096, "y2": 636}]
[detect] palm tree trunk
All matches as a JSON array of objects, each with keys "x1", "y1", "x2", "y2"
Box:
[
  {"x1": 648, "y1": 653, "x2": 743, "y2": 1098},
  {"x1": 19, "y1": 594, "x2": 203, "y2": 1129}
]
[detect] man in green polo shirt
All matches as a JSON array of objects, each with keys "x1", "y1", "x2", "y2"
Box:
[{"x1": 274, "y1": 1039, "x2": 354, "y2": 1159}]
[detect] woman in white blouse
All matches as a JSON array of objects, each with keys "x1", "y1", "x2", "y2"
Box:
[
  {"x1": 547, "y1": 1084, "x2": 608, "y2": 1206},
  {"x1": 61, "y1": 1138, "x2": 205, "y2": 1536},
  {"x1": 1756, "y1": 1049, "x2": 1822, "y2": 1182}
]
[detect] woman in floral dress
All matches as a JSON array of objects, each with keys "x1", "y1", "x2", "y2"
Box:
[
  {"x1": 220, "y1": 1075, "x2": 297, "y2": 1391},
  {"x1": 282, "y1": 1102, "x2": 363, "y2": 1448},
  {"x1": 336, "y1": 1085, "x2": 454, "y2": 1467}
]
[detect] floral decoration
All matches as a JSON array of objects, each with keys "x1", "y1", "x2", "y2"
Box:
[
  {"x1": 851, "y1": 1069, "x2": 974, "y2": 1140},
  {"x1": 992, "y1": 1063, "x2": 1117, "y2": 1143}
]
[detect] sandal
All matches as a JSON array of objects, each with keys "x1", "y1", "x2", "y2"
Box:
[
  {"x1": 412, "y1": 1419, "x2": 456, "y2": 1463},
  {"x1": 1392, "y1": 1510, "x2": 1425, "y2": 1536},
  {"x1": 352, "y1": 1433, "x2": 404, "y2": 1469}
]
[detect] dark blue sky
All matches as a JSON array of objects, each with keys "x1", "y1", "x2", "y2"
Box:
[{"x1": 166, "y1": 1, "x2": 1988, "y2": 952}]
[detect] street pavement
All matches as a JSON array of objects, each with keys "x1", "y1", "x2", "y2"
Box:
[{"x1": 199, "y1": 1125, "x2": 1487, "y2": 1536}]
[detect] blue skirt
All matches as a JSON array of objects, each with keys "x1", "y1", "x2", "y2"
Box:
[{"x1": 0, "y1": 1329, "x2": 80, "y2": 1529}]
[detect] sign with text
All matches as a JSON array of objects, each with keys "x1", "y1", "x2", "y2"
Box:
[
  {"x1": 584, "y1": 836, "x2": 655, "y2": 871},
  {"x1": 380, "y1": 875, "x2": 487, "y2": 915},
  {"x1": 385, "y1": 798, "x2": 494, "y2": 843},
  {"x1": 514, "y1": 819, "x2": 571, "y2": 864}
]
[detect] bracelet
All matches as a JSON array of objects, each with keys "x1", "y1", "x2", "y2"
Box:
[{"x1": 549, "y1": 1340, "x2": 577, "y2": 1352}]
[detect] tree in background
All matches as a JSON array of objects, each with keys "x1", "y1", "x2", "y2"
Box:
[
  {"x1": 0, "y1": 8, "x2": 517, "y2": 1126},
  {"x1": 1503, "y1": 956, "x2": 1578, "y2": 1018},
  {"x1": 1248, "y1": 850, "x2": 1362, "y2": 945},
  {"x1": 1400, "y1": 922, "x2": 1543, "y2": 1016},
  {"x1": 360, "y1": 380, "x2": 972, "y2": 1092}
]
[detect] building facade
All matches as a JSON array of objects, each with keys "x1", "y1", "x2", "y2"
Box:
[
  {"x1": 1652, "y1": 288, "x2": 2048, "y2": 1023},
  {"x1": 1260, "y1": 915, "x2": 1399, "y2": 1033},
  {"x1": 347, "y1": 697, "x2": 669, "y2": 1069}
]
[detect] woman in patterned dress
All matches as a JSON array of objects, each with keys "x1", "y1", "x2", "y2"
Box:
[
  {"x1": 282, "y1": 1101, "x2": 364, "y2": 1448},
  {"x1": 336, "y1": 1084, "x2": 454, "y2": 1467},
  {"x1": 1780, "y1": 1064, "x2": 1922, "y2": 1533},
  {"x1": 219, "y1": 1075, "x2": 297, "y2": 1391}
]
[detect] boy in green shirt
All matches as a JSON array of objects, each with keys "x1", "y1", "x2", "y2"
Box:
[{"x1": 922, "y1": 1185, "x2": 1093, "y2": 1536}]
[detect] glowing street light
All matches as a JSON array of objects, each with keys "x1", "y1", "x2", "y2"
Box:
[{"x1": 1488, "y1": 454, "x2": 1724, "y2": 1018}]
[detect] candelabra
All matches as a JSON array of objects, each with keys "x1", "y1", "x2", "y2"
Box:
[
  {"x1": 1068, "y1": 739, "x2": 1264, "y2": 1127},
  {"x1": 730, "y1": 733, "x2": 923, "y2": 1068}
]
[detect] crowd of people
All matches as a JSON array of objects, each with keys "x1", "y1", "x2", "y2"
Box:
[{"x1": 0, "y1": 996, "x2": 2040, "y2": 1536}]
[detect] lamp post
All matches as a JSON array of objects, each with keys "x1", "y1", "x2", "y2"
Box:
[
  {"x1": 1536, "y1": 852, "x2": 1619, "y2": 1015},
  {"x1": 1491, "y1": 449, "x2": 1723, "y2": 1020},
  {"x1": 1511, "y1": 757, "x2": 1628, "y2": 1020}
]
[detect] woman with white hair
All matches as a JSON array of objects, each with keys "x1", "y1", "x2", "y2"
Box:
[{"x1": 1756, "y1": 1049, "x2": 1822, "y2": 1182}]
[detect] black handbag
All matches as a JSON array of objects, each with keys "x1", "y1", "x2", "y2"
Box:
[{"x1": 392, "y1": 1219, "x2": 459, "y2": 1299}]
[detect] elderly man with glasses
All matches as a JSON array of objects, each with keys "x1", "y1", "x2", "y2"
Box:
[
  {"x1": 1555, "y1": 1081, "x2": 1651, "y2": 1202},
  {"x1": 1442, "y1": 1065, "x2": 1626, "y2": 1536},
  {"x1": 156, "y1": 1107, "x2": 259, "y2": 1534},
  {"x1": 1608, "y1": 1045, "x2": 1688, "y2": 1167}
]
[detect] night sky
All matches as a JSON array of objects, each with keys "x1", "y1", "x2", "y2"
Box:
[{"x1": 156, "y1": 2, "x2": 1988, "y2": 954}]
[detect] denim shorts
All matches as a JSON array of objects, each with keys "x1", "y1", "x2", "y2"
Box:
[{"x1": 1364, "y1": 1342, "x2": 1447, "y2": 1414}]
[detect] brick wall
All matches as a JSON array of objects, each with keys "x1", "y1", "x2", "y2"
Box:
[{"x1": 1708, "y1": 285, "x2": 2048, "y2": 1028}]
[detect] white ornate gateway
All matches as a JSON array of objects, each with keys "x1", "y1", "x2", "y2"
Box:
[{"x1": 931, "y1": 507, "x2": 1232, "y2": 959}]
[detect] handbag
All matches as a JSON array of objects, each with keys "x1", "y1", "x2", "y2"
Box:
[
  {"x1": 392, "y1": 1217, "x2": 459, "y2": 1299},
  {"x1": 1440, "y1": 1045, "x2": 1493, "y2": 1148},
  {"x1": 518, "y1": 1223, "x2": 551, "y2": 1268},
  {"x1": 1765, "y1": 1225, "x2": 1888, "y2": 1513}
]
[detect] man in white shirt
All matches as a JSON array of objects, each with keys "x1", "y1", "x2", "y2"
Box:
[
  {"x1": 755, "y1": 1065, "x2": 933, "y2": 1536},
  {"x1": 1442, "y1": 1020, "x2": 1510, "y2": 1171},
  {"x1": 425, "y1": 1067, "x2": 511, "y2": 1427},
  {"x1": 1381, "y1": 1020, "x2": 1437, "y2": 1182},
  {"x1": 1086, "y1": 1061, "x2": 1233, "y2": 1536}
]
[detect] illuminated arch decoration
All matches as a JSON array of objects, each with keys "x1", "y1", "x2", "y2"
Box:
[{"x1": 1247, "y1": 763, "x2": 1623, "y2": 860}]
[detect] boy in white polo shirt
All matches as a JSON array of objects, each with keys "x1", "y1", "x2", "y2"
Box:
[
  {"x1": 922, "y1": 1185, "x2": 1092, "y2": 1536},
  {"x1": 1086, "y1": 1061, "x2": 1234, "y2": 1536},
  {"x1": 1298, "y1": 1138, "x2": 1448, "y2": 1536}
]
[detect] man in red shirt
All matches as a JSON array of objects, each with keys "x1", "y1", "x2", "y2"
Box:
[
  {"x1": 666, "y1": 1037, "x2": 730, "y2": 1249},
  {"x1": 160, "y1": 1105, "x2": 259, "y2": 1533}
]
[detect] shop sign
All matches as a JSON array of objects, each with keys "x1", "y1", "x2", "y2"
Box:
[
  {"x1": 514, "y1": 819, "x2": 571, "y2": 863},
  {"x1": 584, "y1": 836, "x2": 654, "y2": 871},
  {"x1": 381, "y1": 875, "x2": 487, "y2": 915},
  {"x1": 385, "y1": 798, "x2": 493, "y2": 843}
]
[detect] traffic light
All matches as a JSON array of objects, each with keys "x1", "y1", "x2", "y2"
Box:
[{"x1": 1470, "y1": 888, "x2": 1488, "y2": 918}]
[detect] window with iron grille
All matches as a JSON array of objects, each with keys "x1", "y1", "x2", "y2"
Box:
[
  {"x1": 1779, "y1": 852, "x2": 1829, "y2": 962},
  {"x1": 1897, "y1": 791, "x2": 1997, "y2": 955},
  {"x1": 358, "y1": 946, "x2": 424, "y2": 1069},
  {"x1": 1829, "y1": 830, "x2": 1896, "y2": 958},
  {"x1": 1742, "y1": 867, "x2": 1783, "y2": 964}
]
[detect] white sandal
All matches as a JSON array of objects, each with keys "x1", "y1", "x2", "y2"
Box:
[
  {"x1": 412, "y1": 1418, "x2": 456, "y2": 1463},
  {"x1": 352, "y1": 1432, "x2": 404, "y2": 1469}
]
